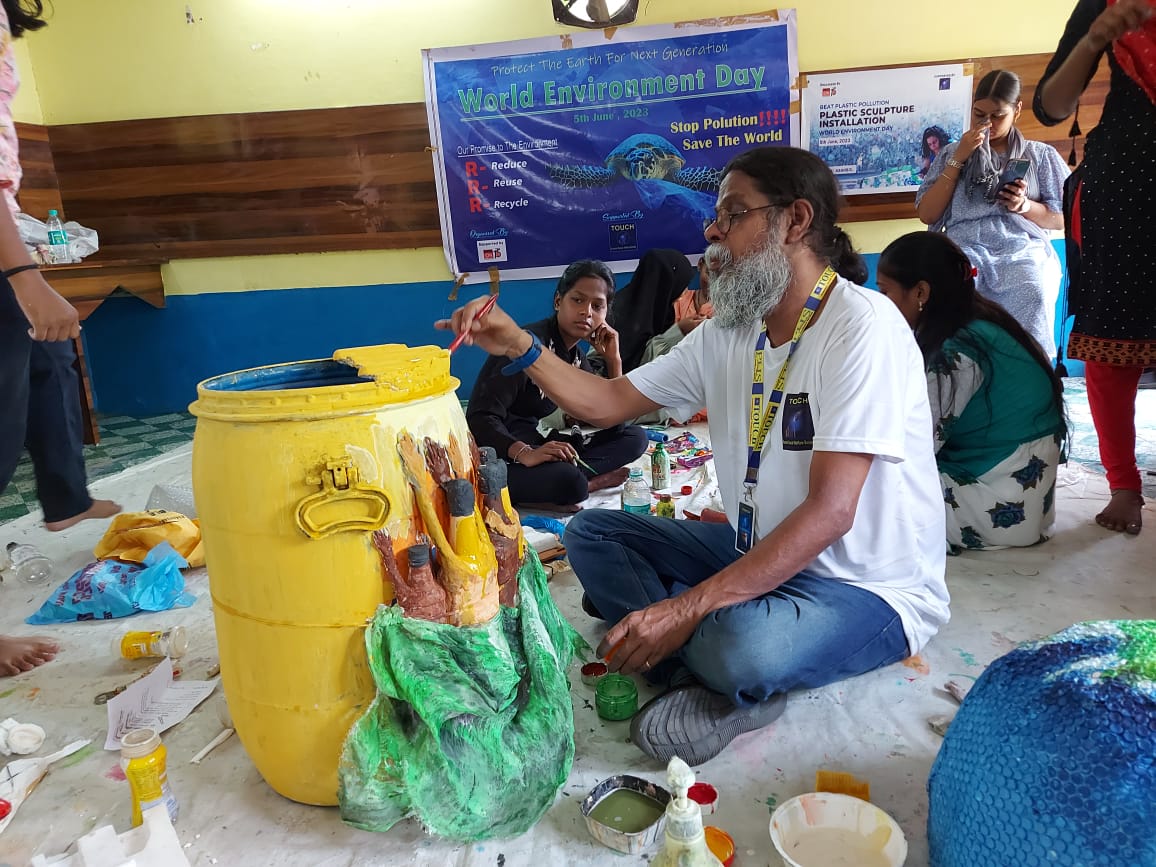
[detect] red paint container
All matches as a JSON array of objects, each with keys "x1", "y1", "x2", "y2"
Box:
[
  {"x1": 688, "y1": 781, "x2": 719, "y2": 814},
  {"x1": 580, "y1": 661, "x2": 608, "y2": 686}
]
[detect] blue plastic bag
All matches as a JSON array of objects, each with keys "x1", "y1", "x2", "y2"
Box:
[
  {"x1": 25, "y1": 542, "x2": 194, "y2": 625},
  {"x1": 519, "y1": 514, "x2": 566, "y2": 537}
]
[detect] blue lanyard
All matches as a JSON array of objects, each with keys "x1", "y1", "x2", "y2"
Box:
[{"x1": 745, "y1": 267, "x2": 837, "y2": 491}]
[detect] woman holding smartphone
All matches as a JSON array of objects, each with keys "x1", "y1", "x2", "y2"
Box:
[
  {"x1": 916, "y1": 70, "x2": 1070, "y2": 358},
  {"x1": 1035, "y1": 0, "x2": 1155, "y2": 535}
]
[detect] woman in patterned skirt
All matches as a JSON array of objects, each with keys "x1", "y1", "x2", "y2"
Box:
[
  {"x1": 877, "y1": 232, "x2": 1067, "y2": 553},
  {"x1": 1036, "y1": 0, "x2": 1156, "y2": 534}
]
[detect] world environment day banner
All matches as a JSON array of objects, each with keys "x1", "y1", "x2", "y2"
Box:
[
  {"x1": 802, "y1": 64, "x2": 974, "y2": 196},
  {"x1": 422, "y1": 14, "x2": 798, "y2": 283}
]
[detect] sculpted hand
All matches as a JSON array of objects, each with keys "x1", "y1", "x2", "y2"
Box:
[
  {"x1": 597, "y1": 594, "x2": 702, "y2": 675},
  {"x1": 1086, "y1": 0, "x2": 1153, "y2": 52},
  {"x1": 435, "y1": 296, "x2": 528, "y2": 357}
]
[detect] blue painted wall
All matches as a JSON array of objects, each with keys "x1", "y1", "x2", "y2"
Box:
[
  {"x1": 81, "y1": 244, "x2": 1077, "y2": 417},
  {"x1": 82, "y1": 275, "x2": 579, "y2": 415}
]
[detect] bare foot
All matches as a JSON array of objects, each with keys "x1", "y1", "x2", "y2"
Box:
[
  {"x1": 1095, "y1": 489, "x2": 1144, "y2": 535},
  {"x1": 45, "y1": 499, "x2": 122, "y2": 532},
  {"x1": 0, "y1": 636, "x2": 59, "y2": 677},
  {"x1": 587, "y1": 467, "x2": 630, "y2": 493}
]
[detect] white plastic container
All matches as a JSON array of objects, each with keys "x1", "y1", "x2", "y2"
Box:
[
  {"x1": 29, "y1": 804, "x2": 190, "y2": 866},
  {"x1": 769, "y1": 792, "x2": 907, "y2": 867}
]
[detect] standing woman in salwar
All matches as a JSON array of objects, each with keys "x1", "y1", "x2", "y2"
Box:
[
  {"x1": 917, "y1": 70, "x2": 1070, "y2": 359},
  {"x1": 877, "y1": 233, "x2": 1067, "y2": 553},
  {"x1": 1036, "y1": 0, "x2": 1156, "y2": 535}
]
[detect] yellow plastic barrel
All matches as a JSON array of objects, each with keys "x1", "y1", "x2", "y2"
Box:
[{"x1": 189, "y1": 344, "x2": 466, "y2": 805}]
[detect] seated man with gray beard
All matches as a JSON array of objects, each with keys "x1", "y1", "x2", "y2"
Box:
[{"x1": 436, "y1": 147, "x2": 950, "y2": 765}]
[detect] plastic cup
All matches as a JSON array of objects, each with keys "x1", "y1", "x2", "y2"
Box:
[{"x1": 769, "y1": 792, "x2": 907, "y2": 867}]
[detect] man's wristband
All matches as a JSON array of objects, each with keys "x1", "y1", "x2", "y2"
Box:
[{"x1": 501, "y1": 331, "x2": 543, "y2": 376}]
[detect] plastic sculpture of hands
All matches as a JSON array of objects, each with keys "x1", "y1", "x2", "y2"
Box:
[{"x1": 398, "y1": 431, "x2": 499, "y2": 626}]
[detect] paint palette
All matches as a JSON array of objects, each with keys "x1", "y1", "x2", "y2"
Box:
[{"x1": 770, "y1": 792, "x2": 907, "y2": 867}]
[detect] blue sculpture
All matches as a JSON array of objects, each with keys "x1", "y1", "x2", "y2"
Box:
[{"x1": 929, "y1": 621, "x2": 1156, "y2": 866}]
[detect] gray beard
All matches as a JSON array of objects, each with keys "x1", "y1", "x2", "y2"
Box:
[{"x1": 705, "y1": 235, "x2": 793, "y2": 330}]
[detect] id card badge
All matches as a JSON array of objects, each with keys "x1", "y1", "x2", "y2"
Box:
[{"x1": 735, "y1": 499, "x2": 756, "y2": 553}]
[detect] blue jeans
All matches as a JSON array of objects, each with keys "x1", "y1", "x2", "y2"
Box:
[{"x1": 564, "y1": 510, "x2": 911, "y2": 707}]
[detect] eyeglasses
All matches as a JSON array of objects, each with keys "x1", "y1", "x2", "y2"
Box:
[{"x1": 703, "y1": 203, "x2": 782, "y2": 236}]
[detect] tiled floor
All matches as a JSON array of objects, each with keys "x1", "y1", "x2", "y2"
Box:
[
  {"x1": 0, "y1": 413, "x2": 198, "y2": 523},
  {"x1": 1064, "y1": 378, "x2": 1156, "y2": 499}
]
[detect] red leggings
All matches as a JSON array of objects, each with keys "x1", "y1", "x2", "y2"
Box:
[{"x1": 1083, "y1": 361, "x2": 1144, "y2": 492}]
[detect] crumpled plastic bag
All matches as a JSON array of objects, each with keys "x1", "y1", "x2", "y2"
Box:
[
  {"x1": 25, "y1": 542, "x2": 194, "y2": 625},
  {"x1": 93, "y1": 509, "x2": 204, "y2": 568},
  {"x1": 16, "y1": 212, "x2": 100, "y2": 262},
  {"x1": 338, "y1": 550, "x2": 584, "y2": 841}
]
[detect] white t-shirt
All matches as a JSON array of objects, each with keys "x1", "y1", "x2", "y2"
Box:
[{"x1": 627, "y1": 279, "x2": 949, "y2": 654}]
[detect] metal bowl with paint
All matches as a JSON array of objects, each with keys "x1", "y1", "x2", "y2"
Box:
[
  {"x1": 770, "y1": 792, "x2": 907, "y2": 867},
  {"x1": 579, "y1": 774, "x2": 671, "y2": 854}
]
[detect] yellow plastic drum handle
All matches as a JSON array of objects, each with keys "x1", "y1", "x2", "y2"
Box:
[{"x1": 295, "y1": 457, "x2": 391, "y2": 540}]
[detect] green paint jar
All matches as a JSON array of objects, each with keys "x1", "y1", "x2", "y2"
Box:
[{"x1": 595, "y1": 674, "x2": 638, "y2": 721}]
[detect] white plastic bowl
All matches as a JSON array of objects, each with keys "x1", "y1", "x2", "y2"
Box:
[{"x1": 769, "y1": 792, "x2": 907, "y2": 867}]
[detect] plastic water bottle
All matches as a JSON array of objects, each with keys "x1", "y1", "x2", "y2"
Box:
[
  {"x1": 5, "y1": 542, "x2": 53, "y2": 585},
  {"x1": 45, "y1": 209, "x2": 71, "y2": 264},
  {"x1": 621, "y1": 467, "x2": 651, "y2": 515},
  {"x1": 651, "y1": 437, "x2": 671, "y2": 491}
]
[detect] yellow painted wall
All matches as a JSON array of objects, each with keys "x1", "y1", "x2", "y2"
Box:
[
  {"x1": 11, "y1": 38, "x2": 43, "y2": 124},
  {"x1": 21, "y1": 0, "x2": 1076, "y2": 291}
]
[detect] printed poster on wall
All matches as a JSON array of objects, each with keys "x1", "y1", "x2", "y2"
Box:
[
  {"x1": 422, "y1": 14, "x2": 798, "y2": 283},
  {"x1": 802, "y1": 64, "x2": 973, "y2": 196}
]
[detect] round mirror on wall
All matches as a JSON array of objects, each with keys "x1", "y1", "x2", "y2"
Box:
[{"x1": 552, "y1": 0, "x2": 639, "y2": 28}]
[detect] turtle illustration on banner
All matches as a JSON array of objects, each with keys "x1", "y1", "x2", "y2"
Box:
[{"x1": 548, "y1": 133, "x2": 722, "y2": 192}]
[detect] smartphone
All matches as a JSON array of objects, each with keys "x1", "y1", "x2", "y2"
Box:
[{"x1": 998, "y1": 157, "x2": 1031, "y2": 189}]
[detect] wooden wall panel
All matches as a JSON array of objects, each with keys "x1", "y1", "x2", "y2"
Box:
[
  {"x1": 47, "y1": 104, "x2": 441, "y2": 260},
  {"x1": 15, "y1": 123, "x2": 64, "y2": 219},
  {"x1": 34, "y1": 51, "x2": 1110, "y2": 258},
  {"x1": 839, "y1": 51, "x2": 1111, "y2": 223}
]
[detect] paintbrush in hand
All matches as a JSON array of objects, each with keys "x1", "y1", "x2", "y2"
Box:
[
  {"x1": 572, "y1": 455, "x2": 598, "y2": 475},
  {"x1": 448, "y1": 293, "x2": 498, "y2": 354}
]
